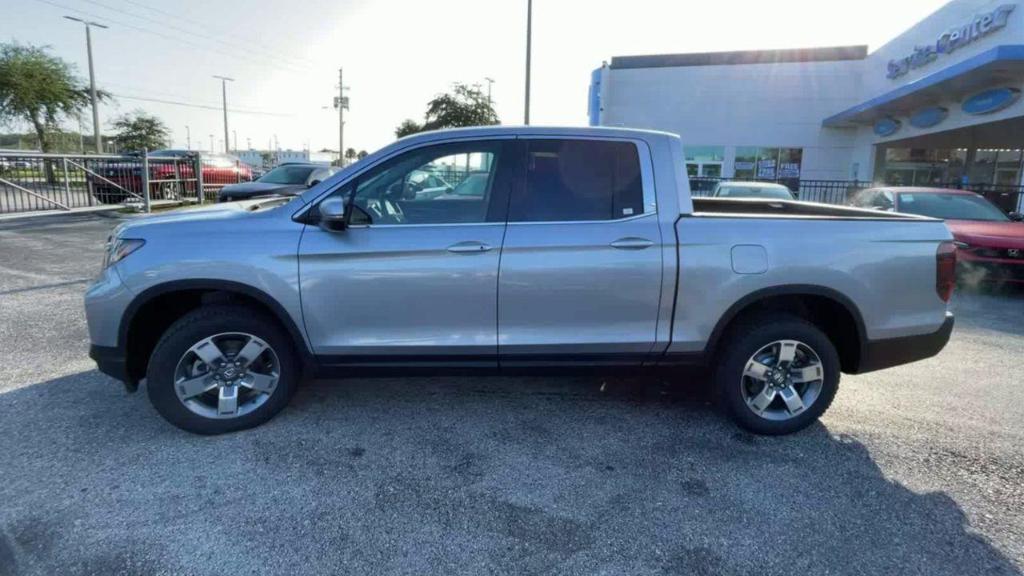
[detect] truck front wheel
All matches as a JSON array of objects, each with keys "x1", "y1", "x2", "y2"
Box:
[
  {"x1": 716, "y1": 313, "x2": 840, "y2": 435},
  {"x1": 146, "y1": 304, "x2": 299, "y2": 434}
]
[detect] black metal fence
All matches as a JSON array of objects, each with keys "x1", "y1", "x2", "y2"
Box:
[
  {"x1": 0, "y1": 152, "x2": 254, "y2": 215},
  {"x1": 690, "y1": 176, "x2": 1022, "y2": 213}
]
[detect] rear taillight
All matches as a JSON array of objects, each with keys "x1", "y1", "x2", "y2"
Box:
[{"x1": 936, "y1": 241, "x2": 957, "y2": 302}]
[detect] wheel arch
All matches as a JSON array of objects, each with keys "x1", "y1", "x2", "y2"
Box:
[
  {"x1": 706, "y1": 285, "x2": 867, "y2": 374},
  {"x1": 119, "y1": 279, "x2": 312, "y2": 385}
]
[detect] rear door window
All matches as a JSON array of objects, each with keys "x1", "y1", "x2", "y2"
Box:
[{"x1": 510, "y1": 139, "x2": 646, "y2": 222}]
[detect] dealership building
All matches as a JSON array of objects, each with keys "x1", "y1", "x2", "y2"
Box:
[{"x1": 589, "y1": 0, "x2": 1024, "y2": 211}]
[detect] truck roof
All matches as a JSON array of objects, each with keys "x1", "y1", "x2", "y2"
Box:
[{"x1": 395, "y1": 125, "x2": 680, "y2": 143}]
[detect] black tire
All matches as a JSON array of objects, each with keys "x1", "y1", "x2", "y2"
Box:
[
  {"x1": 146, "y1": 304, "x2": 299, "y2": 435},
  {"x1": 715, "y1": 313, "x2": 840, "y2": 435}
]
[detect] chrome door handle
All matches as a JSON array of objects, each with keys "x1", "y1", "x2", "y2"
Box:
[
  {"x1": 610, "y1": 237, "x2": 654, "y2": 250},
  {"x1": 446, "y1": 241, "x2": 493, "y2": 254}
]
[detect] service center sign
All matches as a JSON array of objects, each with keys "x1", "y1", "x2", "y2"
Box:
[{"x1": 887, "y1": 4, "x2": 1015, "y2": 79}]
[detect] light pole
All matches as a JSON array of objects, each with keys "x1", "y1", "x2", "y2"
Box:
[
  {"x1": 213, "y1": 75, "x2": 234, "y2": 153},
  {"x1": 208, "y1": 134, "x2": 214, "y2": 153},
  {"x1": 64, "y1": 16, "x2": 107, "y2": 153},
  {"x1": 524, "y1": 0, "x2": 532, "y2": 125},
  {"x1": 485, "y1": 77, "x2": 495, "y2": 105},
  {"x1": 185, "y1": 125, "x2": 191, "y2": 150}
]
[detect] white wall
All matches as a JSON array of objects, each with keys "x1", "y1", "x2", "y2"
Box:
[
  {"x1": 600, "y1": 59, "x2": 866, "y2": 179},
  {"x1": 597, "y1": 0, "x2": 1024, "y2": 183}
]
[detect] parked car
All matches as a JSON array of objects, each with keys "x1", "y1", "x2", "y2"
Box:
[
  {"x1": 711, "y1": 181, "x2": 796, "y2": 200},
  {"x1": 405, "y1": 169, "x2": 454, "y2": 200},
  {"x1": 852, "y1": 187, "x2": 1024, "y2": 284},
  {"x1": 86, "y1": 126, "x2": 955, "y2": 436},
  {"x1": 218, "y1": 163, "x2": 337, "y2": 202},
  {"x1": 87, "y1": 150, "x2": 253, "y2": 204}
]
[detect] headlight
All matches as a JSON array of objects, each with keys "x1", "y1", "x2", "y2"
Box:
[{"x1": 103, "y1": 237, "x2": 145, "y2": 269}]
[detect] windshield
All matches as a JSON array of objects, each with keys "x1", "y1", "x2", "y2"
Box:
[
  {"x1": 259, "y1": 165, "x2": 316, "y2": 185},
  {"x1": 897, "y1": 193, "x2": 1008, "y2": 221},
  {"x1": 716, "y1": 185, "x2": 793, "y2": 200}
]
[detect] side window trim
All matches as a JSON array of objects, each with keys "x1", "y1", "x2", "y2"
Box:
[{"x1": 510, "y1": 136, "x2": 656, "y2": 224}]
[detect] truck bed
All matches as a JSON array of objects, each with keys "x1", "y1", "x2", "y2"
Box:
[{"x1": 691, "y1": 197, "x2": 931, "y2": 220}]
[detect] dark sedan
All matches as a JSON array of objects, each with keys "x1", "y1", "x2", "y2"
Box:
[{"x1": 218, "y1": 163, "x2": 337, "y2": 202}]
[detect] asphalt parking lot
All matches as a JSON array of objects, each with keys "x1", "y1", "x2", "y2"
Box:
[{"x1": 1, "y1": 213, "x2": 1022, "y2": 576}]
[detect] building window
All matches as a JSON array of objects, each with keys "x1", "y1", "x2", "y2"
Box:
[
  {"x1": 684, "y1": 145, "x2": 724, "y2": 178},
  {"x1": 732, "y1": 147, "x2": 803, "y2": 182},
  {"x1": 734, "y1": 147, "x2": 758, "y2": 179}
]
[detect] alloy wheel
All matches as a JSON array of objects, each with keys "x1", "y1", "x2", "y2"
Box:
[
  {"x1": 173, "y1": 332, "x2": 280, "y2": 419},
  {"x1": 740, "y1": 339, "x2": 825, "y2": 421}
]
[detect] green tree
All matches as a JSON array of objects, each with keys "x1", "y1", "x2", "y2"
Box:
[
  {"x1": 394, "y1": 83, "x2": 499, "y2": 139},
  {"x1": 394, "y1": 119, "x2": 422, "y2": 138},
  {"x1": 357, "y1": 149, "x2": 368, "y2": 160},
  {"x1": 344, "y1": 147, "x2": 357, "y2": 162},
  {"x1": 422, "y1": 83, "x2": 499, "y2": 131},
  {"x1": 0, "y1": 43, "x2": 106, "y2": 153},
  {"x1": 110, "y1": 110, "x2": 169, "y2": 153}
]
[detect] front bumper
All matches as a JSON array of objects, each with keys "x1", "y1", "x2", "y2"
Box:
[
  {"x1": 89, "y1": 344, "x2": 133, "y2": 390},
  {"x1": 854, "y1": 312, "x2": 954, "y2": 374}
]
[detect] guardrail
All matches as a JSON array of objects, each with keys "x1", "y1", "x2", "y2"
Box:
[{"x1": 0, "y1": 151, "x2": 253, "y2": 215}]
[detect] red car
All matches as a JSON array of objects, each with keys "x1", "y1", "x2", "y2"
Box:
[
  {"x1": 853, "y1": 187, "x2": 1024, "y2": 283},
  {"x1": 88, "y1": 150, "x2": 253, "y2": 204}
]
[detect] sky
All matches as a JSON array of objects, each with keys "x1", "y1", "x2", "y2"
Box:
[{"x1": 2, "y1": 0, "x2": 951, "y2": 154}]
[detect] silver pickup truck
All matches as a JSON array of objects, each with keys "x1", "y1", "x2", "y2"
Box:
[{"x1": 86, "y1": 126, "x2": 956, "y2": 435}]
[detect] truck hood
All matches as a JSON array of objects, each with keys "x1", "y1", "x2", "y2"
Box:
[
  {"x1": 114, "y1": 197, "x2": 301, "y2": 236},
  {"x1": 946, "y1": 219, "x2": 1024, "y2": 249}
]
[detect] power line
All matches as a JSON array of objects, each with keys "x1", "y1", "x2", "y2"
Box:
[
  {"x1": 111, "y1": 93, "x2": 294, "y2": 117},
  {"x1": 80, "y1": 0, "x2": 315, "y2": 73},
  {"x1": 35, "y1": 0, "x2": 311, "y2": 76},
  {"x1": 102, "y1": 79, "x2": 289, "y2": 114},
  {"x1": 116, "y1": 0, "x2": 318, "y2": 69}
]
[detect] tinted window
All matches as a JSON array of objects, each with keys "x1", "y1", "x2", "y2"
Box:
[
  {"x1": 511, "y1": 139, "x2": 644, "y2": 222},
  {"x1": 897, "y1": 193, "x2": 1008, "y2": 221},
  {"x1": 348, "y1": 142, "x2": 502, "y2": 225}
]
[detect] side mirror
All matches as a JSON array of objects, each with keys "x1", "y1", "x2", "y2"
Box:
[
  {"x1": 1009, "y1": 212, "x2": 1023, "y2": 222},
  {"x1": 318, "y1": 196, "x2": 348, "y2": 231},
  {"x1": 308, "y1": 180, "x2": 321, "y2": 188}
]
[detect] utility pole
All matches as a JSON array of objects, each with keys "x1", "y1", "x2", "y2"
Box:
[
  {"x1": 524, "y1": 0, "x2": 532, "y2": 125},
  {"x1": 64, "y1": 16, "x2": 107, "y2": 153},
  {"x1": 185, "y1": 125, "x2": 191, "y2": 150},
  {"x1": 485, "y1": 77, "x2": 495, "y2": 105},
  {"x1": 246, "y1": 137, "x2": 251, "y2": 150},
  {"x1": 335, "y1": 68, "x2": 350, "y2": 165},
  {"x1": 213, "y1": 75, "x2": 234, "y2": 154}
]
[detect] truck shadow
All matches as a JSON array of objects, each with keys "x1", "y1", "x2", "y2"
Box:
[{"x1": 0, "y1": 370, "x2": 1020, "y2": 576}]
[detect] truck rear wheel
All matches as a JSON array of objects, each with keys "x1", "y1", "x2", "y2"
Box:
[
  {"x1": 146, "y1": 304, "x2": 298, "y2": 435},
  {"x1": 715, "y1": 313, "x2": 840, "y2": 435}
]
